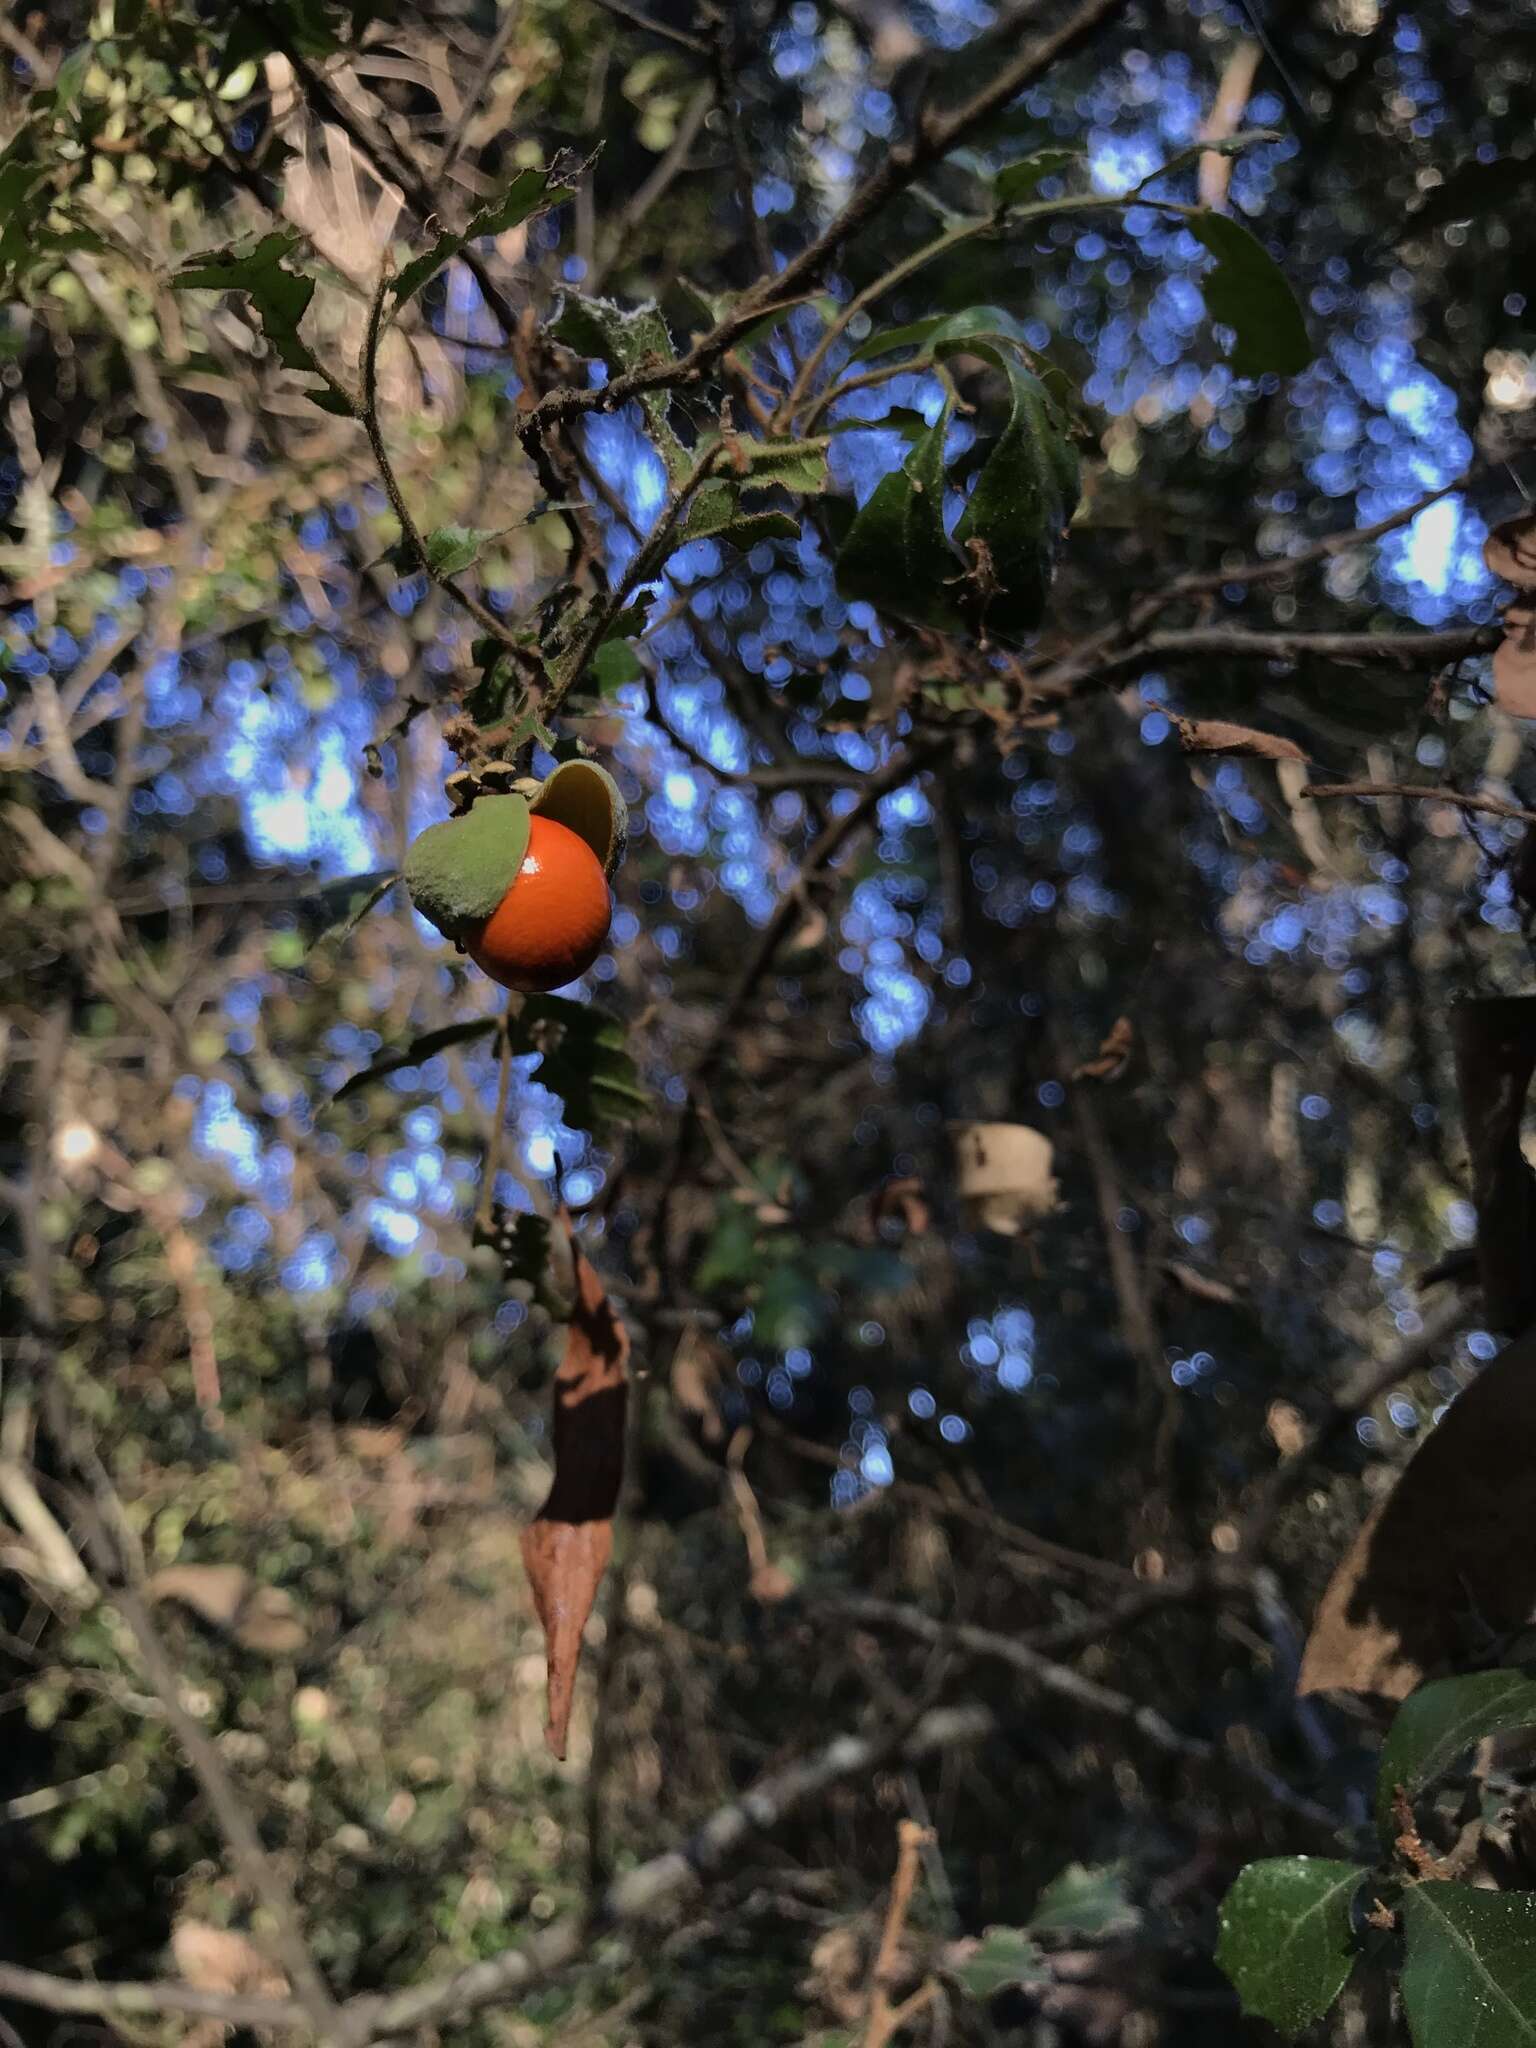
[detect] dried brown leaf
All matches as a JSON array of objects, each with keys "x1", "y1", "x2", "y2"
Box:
[
  {"x1": 1492, "y1": 602, "x2": 1536, "y2": 718},
  {"x1": 1172, "y1": 714, "x2": 1307, "y2": 762},
  {"x1": 1164, "y1": 1260, "x2": 1240, "y2": 1306},
  {"x1": 520, "y1": 1210, "x2": 630, "y2": 1758},
  {"x1": 147, "y1": 1564, "x2": 252, "y2": 1629},
  {"x1": 1297, "y1": 1326, "x2": 1536, "y2": 1700},
  {"x1": 1484, "y1": 513, "x2": 1536, "y2": 591},
  {"x1": 1072, "y1": 1015, "x2": 1135, "y2": 1083}
]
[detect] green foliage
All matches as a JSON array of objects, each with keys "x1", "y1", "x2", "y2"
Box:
[
  {"x1": 550, "y1": 289, "x2": 689, "y2": 474},
  {"x1": 515, "y1": 994, "x2": 648, "y2": 1130},
  {"x1": 951, "y1": 1926, "x2": 1046, "y2": 1997},
  {"x1": 1376, "y1": 1671, "x2": 1536, "y2": 1833},
  {"x1": 174, "y1": 230, "x2": 347, "y2": 406},
  {"x1": 1216, "y1": 1857, "x2": 1363, "y2": 2039},
  {"x1": 992, "y1": 146, "x2": 1086, "y2": 207},
  {"x1": 836, "y1": 408, "x2": 960, "y2": 630},
  {"x1": 1401, "y1": 1886, "x2": 1536, "y2": 2048},
  {"x1": 1028, "y1": 1862, "x2": 1139, "y2": 1938},
  {"x1": 1188, "y1": 211, "x2": 1314, "y2": 377}
]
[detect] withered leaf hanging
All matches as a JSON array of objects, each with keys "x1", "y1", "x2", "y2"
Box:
[
  {"x1": 1297, "y1": 1326, "x2": 1536, "y2": 1701},
  {"x1": 520, "y1": 1210, "x2": 630, "y2": 1758}
]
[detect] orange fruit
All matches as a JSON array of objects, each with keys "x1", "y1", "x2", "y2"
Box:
[{"x1": 466, "y1": 814, "x2": 613, "y2": 993}]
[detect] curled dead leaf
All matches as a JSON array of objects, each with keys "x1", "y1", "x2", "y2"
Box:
[
  {"x1": 1297, "y1": 1326, "x2": 1536, "y2": 1700},
  {"x1": 520, "y1": 1209, "x2": 630, "y2": 1758},
  {"x1": 1164, "y1": 1260, "x2": 1240, "y2": 1306},
  {"x1": 953, "y1": 1122, "x2": 1058, "y2": 1236},
  {"x1": 1171, "y1": 713, "x2": 1308, "y2": 762},
  {"x1": 1492, "y1": 602, "x2": 1536, "y2": 718},
  {"x1": 1484, "y1": 512, "x2": 1536, "y2": 590},
  {"x1": 1071, "y1": 1016, "x2": 1134, "y2": 1083}
]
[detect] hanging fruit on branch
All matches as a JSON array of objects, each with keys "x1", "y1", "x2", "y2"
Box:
[{"x1": 404, "y1": 760, "x2": 628, "y2": 993}]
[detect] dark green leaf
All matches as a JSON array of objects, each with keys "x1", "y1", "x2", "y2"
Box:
[
  {"x1": 332, "y1": 1017, "x2": 499, "y2": 1102},
  {"x1": 1188, "y1": 212, "x2": 1313, "y2": 377},
  {"x1": 953, "y1": 352, "x2": 1079, "y2": 637},
  {"x1": 174, "y1": 231, "x2": 325, "y2": 379},
  {"x1": 392, "y1": 167, "x2": 574, "y2": 308},
  {"x1": 681, "y1": 483, "x2": 797, "y2": 548},
  {"x1": 994, "y1": 146, "x2": 1085, "y2": 207},
  {"x1": 549, "y1": 291, "x2": 688, "y2": 474},
  {"x1": 1029, "y1": 1863, "x2": 1139, "y2": 1939},
  {"x1": 514, "y1": 994, "x2": 648, "y2": 1131},
  {"x1": 592, "y1": 639, "x2": 644, "y2": 691},
  {"x1": 404, "y1": 794, "x2": 531, "y2": 942},
  {"x1": 1402, "y1": 1884, "x2": 1536, "y2": 2048},
  {"x1": 424, "y1": 525, "x2": 498, "y2": 578},
  {"x1": 1216, "y1": 1858, "x2": 1362, "y2": 2040},
  {"x1": 952, "y1": 1928, "x2": 1047, "y2": 1999},
  {"x1": 1377, "y1": 1672, "x2": 1536, "y2": 1836},
  {"x1": 845, "y1": 313, "x2": 951, "y2": 365},
  {"x1": 836, "y1": 409, "x2": 963, "y2": 630},
  {"x1": 696, "y1": 435, "x2": 829, "y2": 495}
]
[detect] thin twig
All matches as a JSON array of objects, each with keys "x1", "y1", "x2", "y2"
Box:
[{"x1": 1304, "y1": 781, "x2": 1536, "y2": 830}]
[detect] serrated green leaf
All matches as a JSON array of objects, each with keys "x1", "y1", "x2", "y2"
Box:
[
  {"x1": 1377, "y1": 1672, "x2": 1536, "y2": 1836},
  {"x1": 333, "y1": 1016, "x2": 499, "y2": 1103},
  {"x1": 424, "y1": 524, "x2": 498, "y2": 578},
  {"x1": 680, "y1": 483, "x2": 798, "y2": 549},
  {"x1": 952, "y1": 1928, "x2": 1046, "y2": 1999},
  {"x1": 1216, "y1": 1859, "x2": 1362, "y2": 2040},
  {"x1": 1402, "y1": 1885, "x2": 1536, "y2": 2048},
  {"x1": 392, "y1": 168, "x2": 574, "y2": 308},
  {"x1": 695, "y1": 435, "x2": 830, "y2": 495},
  {"x1": 174, "y1": 231, "x2": 323, "y2": 377},
  {"x1": 1188, "y1": 211, "x2": 1313, "y2": 377},
  {"x1": 1029, "y1": 1863, "x2": 1139, "y2": 1939},
  {"x1": 994, "y1": 146, "x2": 1085, "y2": 207},
  {"x1": 550, "y1": 290, "x2": 688, "y2": 476},
  {"x1": 835, "y1": 409, "x2": 963, "y2": 630}
]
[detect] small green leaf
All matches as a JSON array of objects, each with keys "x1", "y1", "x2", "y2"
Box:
[
  {"x1": 1029, "y1": 1863, "x2": 1139, "y2": 1939},
  {"x1": 592, "y1": 639, "x2": 644, "y2": 691},
  {"x1": 1377, "y1": 1671, "x2": 1536, "y2": 1836},
  {"x1": 952, "y1": 1928, "x2": 1046, "y2": 1999},
  {"x1": 1402, "y1": 1885, "x2": 1536, "y2": 2048},
  {"x1": 680, "y1": 483, "x2": 798, "y2": 548},
  {"x1": 424, "y1": 525, "x2": 498, "y2": 578},
  {"x1": 1216, "y1": 1858, "x2": 1362, "y2": 2040},
  {"x1": 994, "y1": 146, "x2": 1085, "y2": 207},
  {"x1": 392, "y1": 167, "x2": 575, "y2": 308},
  {"x1": 333, "y1": 1017, "x2": 499, "y2": 1103},
  {"x1": 404, "y1": 794, "x2": 531, "y2": 943},
  {"x1": 1188, "y1": 211, "x2": 1313, "y2": 376},
  {"x1": 695, "y1": 436, "x2": 830, "y2": 495},
  {"x1": 836, "y1": 409, "x2": 963, "y2": 630}
]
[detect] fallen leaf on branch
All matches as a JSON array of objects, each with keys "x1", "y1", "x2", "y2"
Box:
[
  {"x1": 1484, "y1": 513, "x2": 1536, "y2": 591},
  {"x1": 1297, "y1": 1326, "x2": 1536, "y2": 1700},
  {"x1": 1072, "y1": 1016, "x2": 1134, "y2": 1082},
  {"x1": 520, "y1": 1209, "x2": 630, "y2": 1758},
  {"x1": 1171, "y1": 714, "x2": 1308, "y2": 762},
  {"x1": 953, "y1": 1123, "x2": 1058, "y2": 1236}
]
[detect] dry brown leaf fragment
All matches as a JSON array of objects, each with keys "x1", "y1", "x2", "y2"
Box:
[
  {"x1": 1492, "y1": 603, "x2": 1536, "y2": 718},
  {"x1": 1171, "y1": 713, "x2": 1308, "y2": 762},
  {"x1": 869, "y1": 1174, "x2": 931, "y2": 1238},
  {"x1": 1483, "y1": 512, "x2": 1536, "y2": 590},
  {"x1": 170, "y1": 1920, "x2": 289, "y2": 2000},
  {"x1": 147, "y1": 1564, "x2": 307, "y2": 1657},
  {"x1": 1072, "y1": 1015, "x2": 1135, "y2": 1083},
  {"x1": 1297, "y1": 1326, "x2": 1536, "y2": 1700},
  {"x1": 520, "y1": 1209, "x2": 630, "y2": 1759}
]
